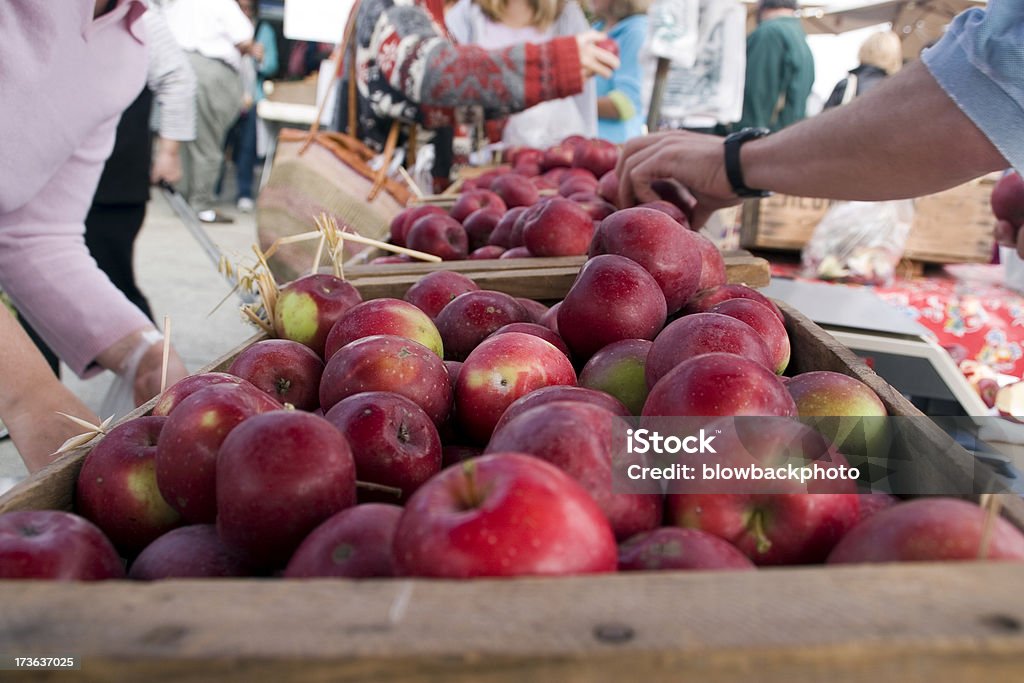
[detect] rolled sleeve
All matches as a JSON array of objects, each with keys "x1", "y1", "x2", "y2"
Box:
[
  {"x1": 0, "y1": 117, "x2": 151, "y2": 377},
  {"x1": 145, "y1": 10, "x2": 197, "y2": 142},
  {"x1": 922, "y1": 3, "x2": 1024, "y2": 171}
]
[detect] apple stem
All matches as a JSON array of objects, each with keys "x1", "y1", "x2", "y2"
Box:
[
  {"x1": 459, "y1": 460, "x2": 486, "y2": 509},
  {"x1": 356, "y1": 480, "x2": 403, "y2": 498},
  {"x1": 749, "y1": 509, "x2": 773, "y2": 555}
]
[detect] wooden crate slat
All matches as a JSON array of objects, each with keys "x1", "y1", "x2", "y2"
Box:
[{"x1": 1, "y1": 564, "x2": 1023, "y2": 681}]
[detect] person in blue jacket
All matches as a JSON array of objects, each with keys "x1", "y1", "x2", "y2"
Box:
[{"x1": 592, "y1": 0, "x2": 650, "y2": 142}]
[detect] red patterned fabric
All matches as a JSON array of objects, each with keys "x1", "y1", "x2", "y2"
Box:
[{"x1": 770, "y1": 262, "x2": 1024, "y2": 381}]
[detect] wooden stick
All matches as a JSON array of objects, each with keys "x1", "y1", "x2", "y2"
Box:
[
  {"x1": 338, "y1": 231, "x2": 442, "y2": 262},
  {"x1": 441, "y1": 176, "x2": 464, "y2": 196},
  {"x1": 356, "y1": 480, "x2": 403, "y2": 497},
  {"x1": 410, "y1": 194, "x2": 458, "y2": 205},
  {"x1": 160, "y1": 316, "x2": 171, "y2": 394},
  {"x1": 978, "y1": 494, "x2": 1003, "y2": 560},
  {"x1": 368, "y1": 123, "x2": 401, "y2": 201},
  {"x1": 397, "y1": 166, "x2": 424, "y2": 199},
  {"x1": 311, "y1": 234, "x2": 326, "y2": 276}
]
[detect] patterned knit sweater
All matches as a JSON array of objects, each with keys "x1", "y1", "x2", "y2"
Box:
[{"x1": 352, "y1": 0, "x2": 584, "y2": 152}]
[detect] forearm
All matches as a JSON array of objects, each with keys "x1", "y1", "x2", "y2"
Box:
[{"x1": 743, "y1": 61, "x2": 1007, "y2": 199}]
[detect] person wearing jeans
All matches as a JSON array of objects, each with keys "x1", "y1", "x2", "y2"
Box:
[{"x1": 164, "y1": 0, "x2": 258, "y2": 223}]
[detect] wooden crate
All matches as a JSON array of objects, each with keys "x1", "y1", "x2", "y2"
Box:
[
  {"x1": 740, "y1": 175, "x2": 998, "y2": 264},
  {"x1": 343, "y1": 252, "x2": 771, "y2": 301},
  {"x1": 1, "y1": 285, "x2": 1022, "y2": 681}
]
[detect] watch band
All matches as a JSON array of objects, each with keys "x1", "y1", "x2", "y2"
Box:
[{"x1": 723, "y1": 127, "x2": 771, "y2": 198}]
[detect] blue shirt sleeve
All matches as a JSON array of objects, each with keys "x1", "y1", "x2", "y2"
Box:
[
  {"x1": 922, "y1": 1, "x2": 1024, "y2": 171},
  {"x1": 597, "y1": 15, "x2": 648, "y2": 120}
]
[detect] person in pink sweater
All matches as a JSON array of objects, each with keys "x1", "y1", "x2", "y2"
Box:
[{"x1": 0, "y1": 0, "x2": 188, "y2": 471}]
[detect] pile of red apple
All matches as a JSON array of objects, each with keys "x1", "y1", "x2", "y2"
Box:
[
  {"x1": 380, "y1": 135, "x2": 694, "y2": 262},
  {"x1": 5, "y1": 207, "x2": 1024, "y2": 580}
]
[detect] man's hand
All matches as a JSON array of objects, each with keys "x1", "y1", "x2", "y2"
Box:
[
  {"x1": 576, "y1": 32, "x2": 619, "y2": 80},
  {"x1": 250, "y1": 42, "x2": 266, "y2": 63},
  {"x1": 616, "y1": 130, "x2": 739, "y2": 229},
  {"x1": 151, "y1": 138, "x2": 183, "y2": 185}
]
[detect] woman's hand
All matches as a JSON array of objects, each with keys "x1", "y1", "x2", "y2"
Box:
[{"x1": 576, "y1": 31, "x2": 619, "y2": 80}]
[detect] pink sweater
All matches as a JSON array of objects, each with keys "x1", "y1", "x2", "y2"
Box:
[{"x1": 0, "y1": 0, "x2": 152, "y2": 376}]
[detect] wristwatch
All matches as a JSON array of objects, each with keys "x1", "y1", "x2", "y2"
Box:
[{"x1": 723, "y1": 127, "x2": 771, "y2": 198}]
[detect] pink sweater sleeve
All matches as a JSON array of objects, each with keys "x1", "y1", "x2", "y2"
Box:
[{"x1": 0, "y1": 115, "x2": 151, "y2": 377}]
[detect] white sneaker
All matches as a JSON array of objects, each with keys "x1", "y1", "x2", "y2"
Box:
[{"x1": 237, "y1": 197, "x2": 255, "y2": 213}]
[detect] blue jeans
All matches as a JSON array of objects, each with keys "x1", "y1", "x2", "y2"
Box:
[{"x1": 234, "y1": 107, "x2": 258, "y2": 200}]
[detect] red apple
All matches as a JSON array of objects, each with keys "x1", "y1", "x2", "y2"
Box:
[
  {"x1": 643, "y1": 352, "x2": 796, "y2": 417},
  {"x1": 434, "y1": 289, "x2": 531, "y2": 361},
  {"x1": 828, "y1": 498, "x2": 1024, "y2": 563},
  {"x1": 155, "y1": 383, "x2": 282, "y2": 524},
  {"x1": 444, "y1": 359, "x2": 463, "y2": 385},
  {"x1": 695, "y1": 233, "x2": 727, "y2": 290},
  {"x1": 646, "y1": 313, "x2": 773, "y2": 387},
  {"x1": 487, "y1": 401, "x2": 660, "y2": 539},
  {"x1": 786, "y1": 370, "x2": 888, "y2": 457},
  {"x1": 684, "y1": 284, "x2": 785, "y2": 323},
  {"x1": 284, "y1": 504, "x2": 403, "y2": 578},
  {"x1": 129, "y1": 524, "x2": 252, "y2": 579},
  {"x1": 590, "y1": 207, "x2": 703, "y2": 313},
  {"x1": 540, "y1": 301, "x2": 561, "y2": 333},
  {"x1": 596, "y1": 37, "x2": 619, "y2": 58},
  {"x1": 217, "y1": 410, "x2": 357, "y2": 568},
  {"x1": 324, "y1": 391, "x2": 442, "y2": 499},
  {"x1": 393, "y1": 453, "x2": 618, "y2": 577},
  {"x1": 151, "y1": 372, "x2": 254, "y2": 417},
  {"x1": 500, "y1": 246, "x2": 533, "y2": 258},
  {"x1": 598, "y1": 170, "x2": 620, "y2": 207},
  {"x1": 709, "y1": 298, "x2": 791, "y2": 374},
  {"x1": 509, "y1": 200, "x2": 547, "y2": 248},
  {"x1": 578, "y1": 339, "x2": 652, "y2": 415},
  {"x1": 403, "y1": 270, "x2": 479, "y2": 320},
  {"x1": 572, "y1": 138, "x2": 619, "y2": 178},
  {"x1": 667, "y1": 492, "x2": 859, "y2": 565},
  {"x1": 991, "y1": 170, "x2": 1024, "y2": 226},
  {"x1": 522, "y1": 197, "x2": 595, "y2": 256},
  {"x1": 76, "y1": 415, "x2": 180, "y2": 555},
  {"x1": 462, "y1": 208, "x2": 503, "y2": 250},
  {"x1": 858, "y1": 493, "x2": 900, "y2": 521},
  {"x1": 618, "y1": 528, "x2": 755, "y2": 571},
  {"x1": 324, "y1": 297, "x2": 444, "y2": 360},
  {"x1": 492, "y1": 384, "x2": 631, "y2": 437},
  {"x1": 558, "y1": 254, "x2": 667, "y2": 359},
  {"x1": 516, "y1": 297, "x2": 549, "y2": 323},
  {"x1": 559, "y1": 174, "x2": 600, "y2": 198},
  {"x1": 274, "y1": 273, "x2": 363, "y2": 357},
  {"x1": 488, "y1": 206, "x2": 529, "y2": 248},
  {"x1": 319, "y1": 335, "x2": 453, "y2": 424},
  {"x1": 541, "y1": 142, "x2": 576, "y2": 170},
  {"x1": 455, "y1": 332, "x2": 577, "y2": 443},
  {"x1": 638, "y1": 199, "x2": 687, "y2": 225},
  {"x1": 227, "y1": 339, "x2": 324, "y2": 410},
  {"x1": 390, "y1": 205, "x2": 445, "y2": 247},
  {"x1": 568, "y1": 192, "x2": 616, "y2": 221},
  {"x1": 468, "y1": 245, "x2": 506, "y2": 259},
  {"x1": 449, "y1": 189, "x2": 507, "y2": 223},
  {"x1": 0, "y1": 510, "x2": 124, "y2": 580},
  {"x1": 406, "y1": 213, "x2": 468, "y2": 261},
  {"x1": 491, "y1": 172, "x2": 540, "y2": 208},
  {"x1": 489, "y1": 322, "x2": 571, "y2": 358}
]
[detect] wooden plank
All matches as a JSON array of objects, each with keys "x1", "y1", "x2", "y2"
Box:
[
  {"x1": 0, "y1": 563, "x2": 1023, "y2": 682},
  {"x1": 347, "y1": 253, "x2": 770, "y2": 301}
]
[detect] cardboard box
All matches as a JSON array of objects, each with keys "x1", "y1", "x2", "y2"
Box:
[{"x1": 741, "y1": 174, "x2": 998, "y2": 264}]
